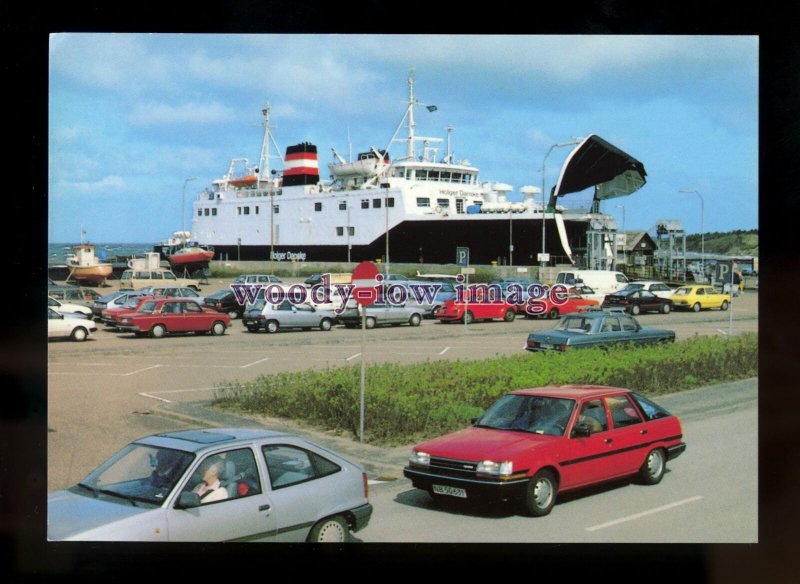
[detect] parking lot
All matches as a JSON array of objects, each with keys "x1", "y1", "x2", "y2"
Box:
[{"x1": 47, "y1": 279, "x2": 758, "y2": 493}]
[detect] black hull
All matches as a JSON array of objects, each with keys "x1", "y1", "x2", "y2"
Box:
[{"x1": 206, "y1": 217, "x2": 588, "y2": 266}]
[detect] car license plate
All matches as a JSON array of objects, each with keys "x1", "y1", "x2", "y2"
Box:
[
  {"x1": 432, "y1": 485, "x2": 467, "y2": 498},
  {"x1": 539, "y1": 343, "x2": 554, "y2": 349}
]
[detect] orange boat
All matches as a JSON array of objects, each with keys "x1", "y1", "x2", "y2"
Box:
[{"x1": 168, "y1": 245, "x2": 215, "y2": 269}]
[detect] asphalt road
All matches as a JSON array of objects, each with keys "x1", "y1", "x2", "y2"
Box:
[{"x1": 356, "y1": 379, "x2": 758, "y2": 543}]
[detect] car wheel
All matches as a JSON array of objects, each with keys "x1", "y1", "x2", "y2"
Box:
[
  {"x1": 320, "y1": 318, "x2": 332, "y2": 331},
  {"x1": 431, "y1": 305, "x2": 441, "y2": 318},
  {"x1": 639, "y1": 448, "x2": 666, "y2": 485},
  {"x1": 150, "y1": 324, "x2": 166, "y2": 338},
  {"x1": 365, "y1": 316, "x2": 376, "y2": 329},
  {"x1": 721, "y1": 300, "x2": 729, "y2": 311},
  {"x1": 463, "y1": 311, "x2": 474, "y2": 324},
  {"x1": 523, "y1": 469, "x2": 557, "y2": 517},
  {"x1": 692, "y1": 302, "x2": 701, "y2": 312},
  {"x1": 504, "y1": 309, "x2": 516, "y2": 322},
  {"x1": 266, "y1": 320, "x2": 279, "y2": 334},
  {"x1": 227, "y1": 310, "x2": 239, "y2": 319},
  {"x1": 71, "y1": 327, "x2": 88, "y2": 342},
  {"x1": 211, "y1": 321, "x2": 226, "y2": 336},
  {"x1": 409, "y1": 313, "x2": 421, "y2": 327},
  {"x1": 547, "y1": 307, "x2": 559, "y2": 320},
  {"x1": 630, "y1": 304, "x2": 640, "y2": 315},
  {"x1": 661, "y1": 303, "x2": 671, "y2": 314},
  {"x1": 307, "y1": 515, "x2": 350, "y2": 543}
]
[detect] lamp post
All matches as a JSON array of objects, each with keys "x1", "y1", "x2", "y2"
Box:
[
  {"x1": 616, "y1": 204, "x2": 626, "y2": 268},
  {"x1": 541, "y1": 139, "x2": 583, "y2": 268},
  {"x1": 181, "y1": 177, "x2": 198, "y2": 246},
  {"x1": 678, "y1": 189, "x2": 705, "y2": 282}
]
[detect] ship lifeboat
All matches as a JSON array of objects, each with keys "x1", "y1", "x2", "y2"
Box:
[{"x1": 228, "y1": 175, "x2": 258, "y2": 188}]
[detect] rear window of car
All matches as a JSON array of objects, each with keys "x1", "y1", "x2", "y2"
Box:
[{"x1": 630, "y1": 392, "x2": 672, "y2": 420}]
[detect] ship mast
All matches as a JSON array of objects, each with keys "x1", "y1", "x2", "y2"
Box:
[
  {"x1": 258, "y1": 101, "x2": 284, "y2": 183},
  {"x1": 406, "y1": 70, "x2": 416, "y2": 160}
]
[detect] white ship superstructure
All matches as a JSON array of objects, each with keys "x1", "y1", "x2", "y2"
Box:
[{"x1": 188, "y1": 73, "x2": 645, "y2": 266}]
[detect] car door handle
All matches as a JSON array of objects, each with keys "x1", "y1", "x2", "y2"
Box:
[
  {"x1": 604, "y1": 438, "x2": 613, "y2": 444},
  {"x1": 258, "y1": 504, "x2": 271, "y2": 512},
  {"x1": 640, "y1": 429, "x2": 648, "y2": 435}
]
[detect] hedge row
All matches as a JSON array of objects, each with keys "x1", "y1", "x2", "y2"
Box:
[{"x1": 213, "y1": 333, "x2": 758, "y2": 445}]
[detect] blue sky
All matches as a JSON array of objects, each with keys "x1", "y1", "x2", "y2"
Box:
[{"x1": 48, "y1": 34, "x2": 758, "y2": 244}]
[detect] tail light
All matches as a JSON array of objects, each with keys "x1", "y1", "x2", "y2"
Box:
[{"x1": 362, "y1": 472, "x2": 369, "y2": 499}]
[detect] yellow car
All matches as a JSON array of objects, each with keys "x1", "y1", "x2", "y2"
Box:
[{"x1": 670, "y1": 285, "x2": 731, "y2": 312}]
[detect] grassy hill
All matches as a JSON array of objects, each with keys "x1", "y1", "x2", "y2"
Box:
[{"x1": 684, "y1": 229, "x2": 758, "y2": 255}]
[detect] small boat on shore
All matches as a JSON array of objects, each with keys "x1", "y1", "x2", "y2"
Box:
[
  {"x1": 65, "y1": 244, "x2": 113, "y2": 286},
  {"x1": 168, "y1": 244, "x2": 215, "y2": 270}
]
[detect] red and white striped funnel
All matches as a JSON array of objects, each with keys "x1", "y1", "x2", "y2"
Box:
[{"x1": 283, "y1": 142, "x2": 319, "y2": 187}]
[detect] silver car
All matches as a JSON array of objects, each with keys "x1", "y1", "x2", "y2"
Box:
[
  {"x1": 242, "y1": 299, "x2": 338, "y2": 333},
  {"x1": 337, "y1": 301, "x2": 423, "y2": 329},
  {"x1": 47, "y1": 428, "x2": 373, "y2": 542}
]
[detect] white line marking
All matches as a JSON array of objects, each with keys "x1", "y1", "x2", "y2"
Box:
[
  {"x1": 148, "y1": 387, "x2": 218, "y2": 395},
  {"x1": 119, "y1": 364, "x2": 162, "y2": 376},
  {"x1": 240, "y1": 357, "x2": 270, "y2": 368},
  {"x1": 139, "y1": 392, "x2": 171, "y2": 403},
  {"x1": 439, "y1": 346, "x2": 451, "y2": 355},
  {"x1": 346, "y1": 353, "x2": 361, "y2": 361},
  {"x1": 585, "y1": 495, "x2": 704, "y2": 532}
]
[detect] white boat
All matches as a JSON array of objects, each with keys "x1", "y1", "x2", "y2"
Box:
[
  {"x1": 185, "y1": 72, "x2": 647, "y2": 267},
  {"x1": 65, "y1": 243, "x2": 112, "y2": 286}
]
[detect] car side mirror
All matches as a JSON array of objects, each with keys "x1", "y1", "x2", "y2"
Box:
[
  {"x1": 571, "y1": 422, "x2": 591, "y2": 438},
  {"x1": 176, "y1": 491, "x2": 201, "y2": 509}
]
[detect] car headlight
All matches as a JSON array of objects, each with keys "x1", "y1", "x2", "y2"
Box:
[
  {"x1": 476, "y1": 460, "x2": 513, "y2": 477},
  {"x1": 409, "y1": 450, "x2": 430, "y2": 467}
]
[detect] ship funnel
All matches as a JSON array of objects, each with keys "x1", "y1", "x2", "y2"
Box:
[{"x1": 283, "y1": 143, "x2": 320, "y2": 187}]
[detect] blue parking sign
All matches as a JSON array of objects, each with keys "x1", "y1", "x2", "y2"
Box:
[{"x1": 456, "y1": 247, "x2": 469, "y2": 266}]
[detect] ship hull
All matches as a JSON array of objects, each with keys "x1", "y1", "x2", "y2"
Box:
[{"x1": 206, "y1": 216, "x2": 587, "y2": 266}]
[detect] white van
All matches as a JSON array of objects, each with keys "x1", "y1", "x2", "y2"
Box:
[{"x1": 554, "y1": 270, "x2": 630, "y2": 296}]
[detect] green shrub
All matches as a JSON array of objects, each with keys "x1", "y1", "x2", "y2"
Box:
[{"x1": 214, "y1": 333, "x2": 757, "y2": 445}]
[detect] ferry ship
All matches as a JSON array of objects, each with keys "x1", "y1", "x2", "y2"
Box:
[{"x1": 181, "y1": 72, "x2": 647, "y2": 267}]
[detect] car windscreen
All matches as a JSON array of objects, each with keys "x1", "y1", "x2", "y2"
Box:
[
  {"x1": 476, "y1": 394, "x2": 574, "y2": 436},
  {"x1": 673, "y1": 288, "x2": 691, "y2": 296},
  {"x1": 138, "y1": 301, "x2": 159, "y2": 313},
  {"x1": 77, "y1": 444, "x2": 194, "y2": 506}
]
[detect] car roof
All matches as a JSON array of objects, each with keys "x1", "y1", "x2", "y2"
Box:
[
  {"x1": 511, "y1": 385, "x2": 631, "y2": 400},
  {"x1": 135, "y1": 427, "x2": 295, "y2": 453}
]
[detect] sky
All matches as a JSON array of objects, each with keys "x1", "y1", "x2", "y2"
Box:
[{"x1": 48, "y1": 34, "x2": 758, "y2": 244}]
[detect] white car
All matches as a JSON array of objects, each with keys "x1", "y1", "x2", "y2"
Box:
[
  {"x1": 48, "y1": 295, "x2": 93, "y2": 318},
  {"x1": 48, "y1": 308, "x2": 97, "y2": 341},
  {"x1": 622, "y1": 281, "x2": 674, "y2": 299}
]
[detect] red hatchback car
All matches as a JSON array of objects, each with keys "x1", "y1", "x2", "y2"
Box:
[
  {"x1": 404, "y1": 385, "x2": 685, "y2": 516},
  {"x1": 116, "y1": 298, "x2": 231, "y2": 338}
]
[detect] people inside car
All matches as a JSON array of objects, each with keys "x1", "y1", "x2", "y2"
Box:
[
  {"x1": 148, "y1": 449, "x2": 185, "y2": 489},
  {"x1": 192, "y1": 457, "x2": 229, "y2": 503}
]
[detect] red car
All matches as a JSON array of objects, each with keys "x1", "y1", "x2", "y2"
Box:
[
  {"x1": 436, "y1": 291, "x2": 517, "y2": 324},
  {"x1": 116, "y1": 298, "x2": 231, "y2": 338},
  {"x1": 521, "y1": 287, "x2": 599, "y2": 319},
  {"x1": 101, "y1": 295, "x2": 154, "y2": 327},
  {"x1": 403, "y1": 385, "x2": 685, "y2": 516}
]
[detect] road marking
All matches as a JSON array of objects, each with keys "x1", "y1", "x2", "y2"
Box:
[
  {"x1": 439, "y1": 346, "x2": 451, "y2": 355},
  {"x1": 346, "y1": 353, "x2": 361, "y2": 361},
  {"x1": 139, "y1": 392, "x2": 171, "y2": 403},
  {"x1": 585, "y1": 495, "x2": 704, "y2": 532},
  {"x1": 118, "y1": 364, "x2": 162, "y2": 376},
  {"x1": 240, "y1": 357, "x2": 271, "y2": 368}
]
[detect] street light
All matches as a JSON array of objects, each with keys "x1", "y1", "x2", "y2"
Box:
[
  {"x1": 678, "y1": 189, "x2": 705, "y2": 282},
  {"x1": 541, "y1": 139, "x2": 583, "y2": 268},
  {"x1": 181, "y1": 177, "x2": 199, "y2": 246},
  {"x1": 616, "y1": 204, "x2": 626, "y2": 268}
]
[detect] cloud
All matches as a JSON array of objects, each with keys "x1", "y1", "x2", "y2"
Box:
[
  {"x1": 128, "y1": 101, "x2": 237, "y2": 126},
  {"x1": 57, "y1": 175, "x2": 128, "y2": 197}
]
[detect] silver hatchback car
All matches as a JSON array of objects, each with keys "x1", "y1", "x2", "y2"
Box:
[
  {"x1": 242, "y1": 299, "x2": 338, "y2": 333},
  {"x1": 47, "y1": 428, "x2": 373, "y2": 542}
]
